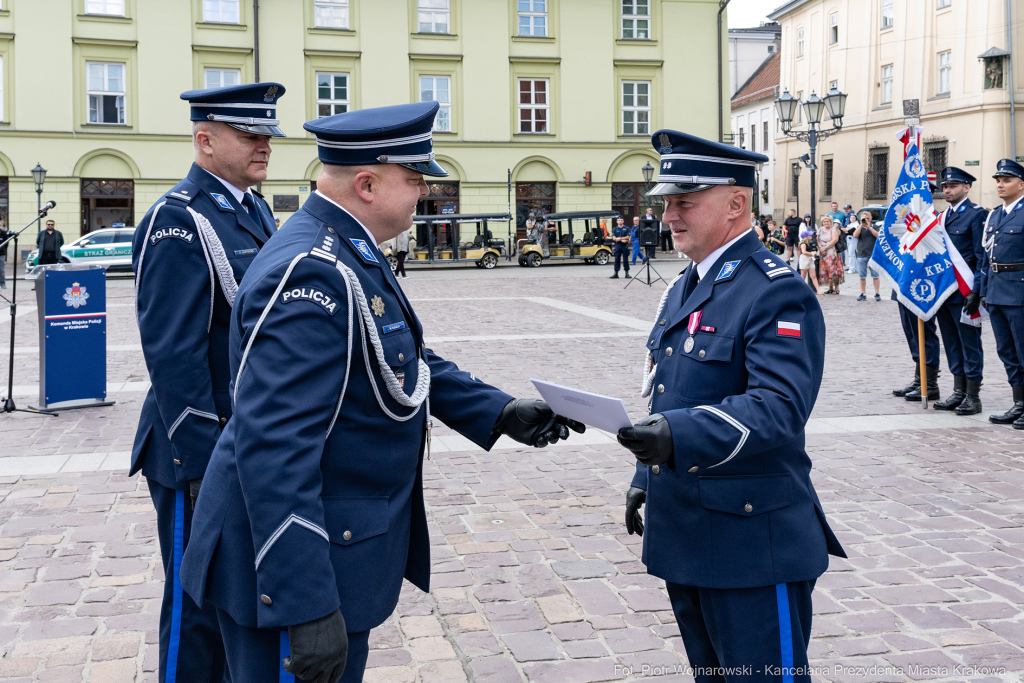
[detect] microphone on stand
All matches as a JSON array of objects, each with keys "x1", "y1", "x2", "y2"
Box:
[{"x1": 39, "y1": 201, "x2": 57, "y2": 213}]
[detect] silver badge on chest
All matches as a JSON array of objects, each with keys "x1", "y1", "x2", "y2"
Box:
[{"x1": 683, "y1": 336, "x2": 695, "y2": 354}]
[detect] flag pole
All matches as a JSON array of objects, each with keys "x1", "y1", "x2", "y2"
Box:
[{"x1": 917, "y1": 317, "x2": 929, "y2": 410}]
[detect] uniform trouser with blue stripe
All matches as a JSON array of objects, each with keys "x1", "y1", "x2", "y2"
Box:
[
  {"x1": 934, "y1": 298, "x2": 984, "y2": 381},
  {"x1": 666, "y1": 580, "x2": 815, "y2": 683},
  {"x1": 987, "y1": 304, "x2": 1024, "y2": 387},
  {"x1": 148, "y1": 480, "x2": 227, "y2": 683},
  {"x1": 898, "y1": 300, "x2": 940, "y2": 367},
  {"x1": 216, "y1": 608, "x2": 370, "y2": 683}
]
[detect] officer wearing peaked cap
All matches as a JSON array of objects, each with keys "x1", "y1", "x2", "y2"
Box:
[
  {"x1": 930, "y1": 166, "x2": 986, "y2": 414},
  {"x1": 180, "y1": 101, "x2": 584, "y2": 683},
  {"x1": 979, "y1": 158, "x2": 1024, "y2": 427},
  {"x1": 616, "y1": 129, "x2": 845, "y2": 682},
  {"x1": 129, "y1": 82, "x2": 285, "y2": 682}
]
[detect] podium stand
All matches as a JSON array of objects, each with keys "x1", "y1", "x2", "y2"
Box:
[{"x1": 29, "y1": 266, "x2": 115, "y2": 411}]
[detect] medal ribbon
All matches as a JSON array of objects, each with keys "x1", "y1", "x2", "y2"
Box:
[{"x1": 687, "y1": 310, "x2": 703, "y2": 336}]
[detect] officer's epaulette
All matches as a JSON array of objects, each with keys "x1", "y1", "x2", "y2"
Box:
[
  {"x1": 308, "y1": 224, "x2": 341, "y2": 264},
  {"x1": 753, "y1": 254, "x2": 794, "y2": 280},
  {"x1": 165, "y1": 181, "x2": 199, "y2": 207}
]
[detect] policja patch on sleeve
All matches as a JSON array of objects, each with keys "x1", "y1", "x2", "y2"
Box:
[
  {"x1": 150, "y1": 227, "x2": 196, "y2": 245},
  {"x1": 280, "y1": 287, "x2": 340, "y2": 315}
]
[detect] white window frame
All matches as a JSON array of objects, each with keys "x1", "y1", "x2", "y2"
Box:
[
  {"x1": 763, "y1": 120, "x2": 769, "y2": 152},
  {"x1": 881, "y1": 64, "x2": 893, "y2": 104},
  {"x1": 829, "y1": 12, "x2": 838, "y2": 45},
  {"x1": 796, "y1": 28, "x2": 804, "y2": 57},
  {"x1": 517, "y1": 0, "x2": 547, "y2": 37},
  {"x1": 417, "y1": 0, "x2": 450, "y2": 34},
  {"x1": 622, "y1": 0, "x2": 650, "y2": 40},
  {"x1": 881, "y1": 0, "x2": 893, "y2": 29},
  {"x1": 937, "y1": 0, "x2": 951, "y2": 8},
  {"x1": 937, "y1": 50, "x2": 952, "y2": 94},
  {"x1": 829, "y1": 79, "x2": 838, "y2": 90},
  {"x1": 750, "y1": 124, "x2": 756, "y2": 152},
  {"x1": 621, "y1": 80, "x2": 650, "y2": 136},
  {"x1": 204, "y1": 68, "x2": 241, "y2": 90},
  {"x1": 85, "y1": 0, "x2": 124, "y2": 16},
  {"x1": 517, "y1": 78, "x2": 549, "y2": 134},
  {"x1": 203, "y1": 0, "x2": 240, "y2": 24},
  {"x1": 795, "y1": 90, "x2": 803, "y2": 123},
  {"x1": 316, "y1": 72, "x2": 350, "y2": 117},
  {"x1": 420, "y1": 75, "x2": 451, "y2": 132},
  {"x1": 314, "y1": 0, "x2": 349, "y2": 29},
  {"x1": 86, "y1": 61, "x2": 126, "y2": 125}
]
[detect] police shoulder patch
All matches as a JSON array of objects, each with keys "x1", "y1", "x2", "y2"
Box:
[
  {"x1": 714, "y1": 260, "x2": 741, "y2": 281},
  {"x1": 753, "y1": 255, "x2": 794, "y2": 280},
  {"x1": 350, "y1": 238, "x2": 379, "y2": 264},
  {"x1": 165, "y1": 181, "x2": 198, "y2": 205},
  {"x1": 210, "y1": 193, "x2": 234, "y2": 211},
  {"x1": 309, "y1": 226, "x2": 339, "y2": 263},
  {"x1": 150, "y1": 227, "x2": 196, "y2": 246},
  {"x1": 280, "y1": 286, "x2": 339, "y2": 315}
]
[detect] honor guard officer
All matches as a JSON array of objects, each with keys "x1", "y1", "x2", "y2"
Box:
[
  {"x1": 616, "y1": 130, "x2": 846, "y2": 681},
  {"x1": 932, "y1": 166, "x2": 986, "y2": 414},
  {"x1": 179, "y1": 101, "x2": 584, "y2": 683},
  {"x1": 978, "y1": 158, "x2": 1024, "y2": 427},
  {"x1": 130, "y1": 82, "x2": 285, "y2": 683}
]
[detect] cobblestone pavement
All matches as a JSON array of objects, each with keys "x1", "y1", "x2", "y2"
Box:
[{"x1": 0, "y1": 260, "x2": 1022, "y2": 683}]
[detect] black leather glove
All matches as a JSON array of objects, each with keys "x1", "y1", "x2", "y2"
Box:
[
  {"x1": 625, "y1": 487, "x2": 646, "y2": 536},
  {"x1": 189, "y1": 477, "x2": 203, "y2": 510},
  {"x1": 493, "y1": 399, "x2": 586, "y2": 448},
  {"x1": 617, "y1": 414, "x2": 674, "y2": 468},
  {"x1": 283, "y1": 609, "x2": 348, "y2": 683},
  {"x1": 963, "y1": 288, "x2": 981, "y2": 316}
]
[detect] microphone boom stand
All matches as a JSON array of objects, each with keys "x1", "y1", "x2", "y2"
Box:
[{"x1": 1, "y1": 207, "x2": 58, "y2": 416}]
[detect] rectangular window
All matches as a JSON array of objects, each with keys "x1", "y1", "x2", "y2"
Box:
[
  {"x1": 518, "y1": 0, "x2": 547, "y2": 37},
  {"x1": 937, "y1": 0, "x2": 951, "y2": 7},
  {"x1": 420, "y1": 75, "x2": 451, "y2": 131},
  {"x1": 750, "y1": 124, "x2": 756, "y2": 152},
  {"x1": 317, "y1": 72, "x2": 349, "y2": 117},
  {"x1": 796, "y1": 28, "x2": 804, "y2": 57},
  {"x1": 622, "y1": 0, "x2": 650, "y2": 40},
  {"x1": 622, "y1": 80, "x2": 650, "y2": 135},
  {"x1": 829, "y1": 79, "x2": 838, "y2": 91},
  {"x1": 204, "y1": 68, "x2": 240, "y2": 89},
  {"x1": 85, "y1": 0, "x2": 124, "y2": 15},
  {"x1": 937, "y1": 50, "x2": 952, "y2": 94},
  {"x1": 738, "y1": 127, "x2": 745, "y2": 149},
  {"x1": 87, "y1": 61, "x2": 125, "y2": 125},
  {"x1": 314, "y1": 0, "x2": 349, "y2": 29},
  {"x1": 865, "y1": 148, "x2": 889, "y2": 199},
  {"x1": 795, "y1": 91, "x2": 802, "y2": 123},
  {"x1": 881, "y1": 64, "x2": 893, "y2": 103},
  {"x1": 790, "y1": 162, "x2": 800, "y2": 200},
  {"x1": 823, "y1": 158, "x2": 833, "y2": 198},
  {"x1": 518, "y1": 78, "x2": 549, "y2": 134},
  {"x1": 881, "y1": 0, "x2": 893, "y2": 29},
  {"x1": 763, "y1": 120, "x2": 769, "y2": 151},
  {"x1": 417, "y1": 0, "x2": 449, "y2": 33},
  {"x1": 924, "y1": 140, "x2": 948, "y2": 185},
  {"x1": 829, "y1": 12, "x2": 838, "y2": 45}
]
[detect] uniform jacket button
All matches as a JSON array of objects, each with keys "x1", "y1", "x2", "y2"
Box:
[
  {"x1": 744, "y1": 503, "x2": 753, "y2": 513},
  {"x1": 699, "y1": 349, "x2": 706, "y2": 358},
  {"x1": 659, "y1": 319, "x2": 666, "y2": 326},
  {"x1": 665, "y1": 347, "x2": 673, "y2": 357},
  {"x1": 657, "y1": 384, "x2": 665, "y2": 394},
  {"x1": 398, "y1": 352, "x2": 404, "y2": 363},
  {"x1": 261, "y1": 594, "x2": 272, "y2": 606},
  {"x1": 219, "y1": 416, "x2": 227, "y2": 427},
  {"x1": 688, "y1": 465, "x2": 698, "y2": 473},
  {"x1": 173, "y1": 459, "x2": 181, "y2": 465},
  {"x1": 652, "y1": 465, "x2": 660, "y2": 474},
  {"x1": 342, "y1": 530, "x2": 352, "y2": 541}
]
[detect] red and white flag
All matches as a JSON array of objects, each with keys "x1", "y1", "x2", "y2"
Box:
[{"x1": 777, "y1": 321, "x2": 801, "y2": 338}]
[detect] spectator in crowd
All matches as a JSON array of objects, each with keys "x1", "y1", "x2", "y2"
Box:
[
  {"x1": 544, "y1": 220, "x2": 557, "y2": 257},
  {"x1": 841, "y1": 204, "x2": 858, "y2": 272},
  {"x1": 783, "y1": 208, "x2": 802, "y2": 265},
  {"x1": 827, "y1": 202, "x2": 848, "y2": 269},
  {"x1": 766, "y1": 218, "x2": 786, "y2": 256},
  {"x1": 0, "y1": 216, "x2": 10, "y2": 289},
  {"x1": 630, "y1": 215, "x2": 647, "y2": 265},
  {"x1": 640, "y1": 207, "x2": 660, "y2": 258},
  {"x1": 853, "y1": 212, "x2": 881, "y2": 301},
  {"x1": 817, "y1": 215, "x2": 844, "y2": 294},
  {"x1": 274, "y1": 216, "x2": 281, "y2": 230},
  {"x1": 798, "y1": 228, "x2": 820, "y2": 292},
  {"x1": 609, "y1": 216, "x2": 632, "y2": 279},
  {"x1": 393, "y1": 227, "x2": 410, "y2": 279},
  {"x1": 750, "y1": 211, "x2": 765, "y2": 242},
  {"x1": 36, "y1": 220, "x2": 64, "y2": 265}
]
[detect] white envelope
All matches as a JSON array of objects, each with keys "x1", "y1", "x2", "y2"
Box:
[{"x1": 530, "y1": 379, "x2": 633, "y2": 434}]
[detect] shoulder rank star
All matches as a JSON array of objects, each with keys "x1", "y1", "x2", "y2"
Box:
[{"x1": 371, "y1": 295, "x2": 385, "y2": 317}]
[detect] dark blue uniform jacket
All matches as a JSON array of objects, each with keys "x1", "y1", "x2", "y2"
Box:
[
  {"x1": 979, "y1": 199, "x2": 1024, "y2": 306},
  {"x1": 180, "y1": 192, "x2": 513, "y2": 632},
  {"x1": 632, "y1": 231, "x2": 845, "y2": 589},
  {"x1": 942, "y1": 199, "x2": 986, "y2": 304},
  {"x1": 131, "y1": 163, "x2": 275, "y2": 489}
]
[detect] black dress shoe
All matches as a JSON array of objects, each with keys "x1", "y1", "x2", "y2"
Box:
[
  {"x1": 934, "y1": 375, "x2": 966, "y2": 411},
  {"x1": 609, "y1": 274, "x2": 620, "y2": 279},
  {"x1": 990, "y1": 386, "x2": 1024, "y2": 424},
  {"x1": 894, "y1": 366, "x2": 920, "y2": 397},
  {"x1": 955, "y1": 379, "x2": 983, "y2": 415},
  {"x1": 906, "y1": 366, "x2": 939, "y2": 402}
]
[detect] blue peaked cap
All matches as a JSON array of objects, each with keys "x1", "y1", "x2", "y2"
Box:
[
  {"x1": 181, "y1": 82, "x2": 286, "y2": 137},
  {"x1": 939, "y1": 166, "x2": 976, "y2": 186},
  {"x1": 303, "y1": 101, "x2": 448, "y2": 177},
  {"x1": 994, "y1": 158, "x2": 1024, "y2": 181},
  {"x1": 647, "y1": 129, "x2": 769, "y2": 196}
]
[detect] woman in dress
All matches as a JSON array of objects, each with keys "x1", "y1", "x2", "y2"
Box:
[{"x1": 817, "y1": 215, "x2": 845, "y2": 294}]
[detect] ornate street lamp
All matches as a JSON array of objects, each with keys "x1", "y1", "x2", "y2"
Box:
[
  {"x1": 31, "y1": 163, "x2": 46, "y2": 227},
  {"x1": 774, "y1": 86, "x2": 846, "y2": 228},
  {"x1": 641, "y1": 161, "x2": 654, "y2": 209}
]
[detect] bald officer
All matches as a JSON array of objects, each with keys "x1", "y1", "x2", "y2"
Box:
[
  {"x1": 180, "y1": 101, "x2": 584, "y2": 683},
  {"x1": 130, "y1": 83, "x2": 285, "y2": 682},
  {"x1": 617, "y1": 130, "x2": 846, "y2": 682}
]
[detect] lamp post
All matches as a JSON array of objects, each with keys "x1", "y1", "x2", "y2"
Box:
[
  {"x1": 774, "y1": 86, "x2": 847, "y2": 228},
  {"x1": 31, "y1": 163, "x2": 46, "y2": 235},
  {"x1": 641, "y1": 161, "x2": 654, "y2": 210}
]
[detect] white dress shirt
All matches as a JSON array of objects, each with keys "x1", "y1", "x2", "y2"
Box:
[{"x1": 202, "y1": 168, "x2": 254, "y2": 210}]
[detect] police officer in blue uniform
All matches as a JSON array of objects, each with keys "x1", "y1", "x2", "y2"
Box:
[
  {"x1": 931, "y1": 166, "x2": 986, "y2": 414},
  {"x1": 130, "y1": 82, "x2": 285, "y2": 683},
  {"x1": 609, "y1": 216, "x2": 632, "y2": 278},
  {"x1": 617, "y1": 130, "x2": 845, "y2": 682},
  {"x1": 179, "y1": 101, "x2": 584, "y2": 683},
  {"x1": 893, "y1": 297, "x2": 941, "y2": 400},
  {"x1": 978, "y1": 158, "x2": 1024, "y2": 427}
]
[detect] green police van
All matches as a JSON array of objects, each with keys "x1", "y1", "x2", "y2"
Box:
[{"x1": 26, "y1": 226, "x2": 135, "y2": 274}]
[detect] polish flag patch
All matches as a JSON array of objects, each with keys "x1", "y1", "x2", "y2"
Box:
[{"x1": 777, "y1": 321, "x2": 801, "y2": 338}]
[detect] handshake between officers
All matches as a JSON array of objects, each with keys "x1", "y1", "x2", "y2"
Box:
[
  {"x1": 173, "y1": 101, "x2": 583, "y2": 683},
  {"x1": 617, "y1": 130, "x2": 846, "y2": 683}
]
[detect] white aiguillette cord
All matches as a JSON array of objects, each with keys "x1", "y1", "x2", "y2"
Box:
[{"x1": 641, "y1": 272, "x2": 684, "y2": 399}]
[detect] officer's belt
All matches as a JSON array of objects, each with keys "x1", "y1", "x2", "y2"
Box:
[{"x1": 991, "y1": 262, "x2": 1024, "y2": 273}]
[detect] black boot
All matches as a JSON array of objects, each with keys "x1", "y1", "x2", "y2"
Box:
[
  {"x1": 990, "y1": 386, "x2": 1024, "y2": 424},
  {"x1": 906, "y1": 366, "x2": 939, "y2": 402},
  {"x1": 934, "y1": 375, "x2": 966, "y2": 411},
  {"x1": 893, "y1": 366, "x2": 920, "y2": 397},
  {"x1": 955, "y1": 379, "x2": 983, "y2": 416}
]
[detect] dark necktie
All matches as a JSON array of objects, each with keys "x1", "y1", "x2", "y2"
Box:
[
  {"x1": 242, "y1": 193, "x2": 273, "y2": 239},
  {"x1": 681, "y1": 264, "x2": 699, "y2": 304}
]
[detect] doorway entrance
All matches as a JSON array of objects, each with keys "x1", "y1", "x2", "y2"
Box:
[{"x1": 81, "y1": 179, "x2": 134, "y2": 235}]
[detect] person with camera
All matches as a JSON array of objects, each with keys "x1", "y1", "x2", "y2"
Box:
[{"x1": 853, "y1": 212, "x2": 881, "y2": 301}]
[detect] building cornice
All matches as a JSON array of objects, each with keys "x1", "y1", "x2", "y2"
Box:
[{"x1": 767, "y1": 0, "x2": 814, "y2": 21}]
